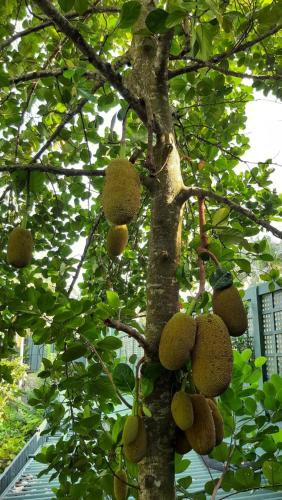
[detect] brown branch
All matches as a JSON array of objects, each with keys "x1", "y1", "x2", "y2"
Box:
[
  {"x1": 67, "y1": 214, "x2": 103, "y2": 296},
  {"x1": 0, "y1": 164, "x2": 105, "y2": 177},
  {"x1": 79, "y1": 334, "x2": 132, "y2": 410},
  {"x1": 177, "y1": 187, "x2": 282, "y2": 240},
  {"x1": 169, "y1": 56, "x2": 282, "y2": 80},
  {"x1": 0, "y1": 5, "x2": 120, "y2": 51},
  {"x1": 168, "y1": 23, "x2": 282, "y2": 78},
  {"x1": 34, "y1": 0, "x2": 147, "y2": 124},
  {"x1": 104, "y1": 318, "x2": 151, "y2": 353}
]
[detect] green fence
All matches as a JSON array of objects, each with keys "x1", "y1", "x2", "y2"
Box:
[{"x1": 245, "y1": 283, "x2": 282, "y2": 380}]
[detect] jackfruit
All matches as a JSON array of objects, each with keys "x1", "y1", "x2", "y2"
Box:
[
  {"x1": 175, "y1": 427, "x2": 192, "y2": 455},
  {"x1": 114, "y1": 468, "x2": 128, "y2": 500},
  {"x1": 107, "y1": 225, "x2": 128, "y2": 258},
  {"x1": 122, "y1": 415, "x2": 139, "y2": 446},
  {"x1": 212, "y1": 285, "x2": 248, "y2": 337},
  {"x1": 185, "y1": 394, "x2": 216, "y2": 455},
  {"x1": 171, "y1": 391, "x2": 194, "y2": 431},
  {"x1": 7, "y1": 227, "x2": 33, "y2": 268},
  {"x1": 102, "y1": 159, "x2": 141, "y2": 225},
  {"x1": 207, "y1": 399, "x2": 224, "y2": 446},
  {"x1": 192, "y1": 313, "x2": 233, "y2": 397},
  {"x1": 159, "y1": 313, "x2": 196, "y2": 370},
  {"x1": 124, "y1": 417, "x2": 147, "y2": 463}
]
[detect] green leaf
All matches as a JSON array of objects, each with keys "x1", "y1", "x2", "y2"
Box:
[
  {"x1": 97, "y1": 336, "x2": 122, "y2": 350},
  {"x1": 106, "y1": 290, "x2": 120, "y2": 309},
  {"x1": 166, "y1": 10, "x2": 186, "y2": 29},
  {"x1": 175, "y1": 454, "x2": 190, "y2": 473},
  {"x1": 263, "y1": 460, "x2": 282, "y2": 485},
  {"x1": 0, "y1": 71, "x2": 10, "y2": 87},
  {"x1": 146, "y1": 9, "x2": 169, "y2": 33},
  {"x1": 255, "y1": 356, "x2": 267, "y2": 367},
  {"x1": 210, "y1": 268, "x2": 233, "y2": 290},
  {"x1": 113, "y1": 363, "x2": 135, "y2": 392},
  {"x1": 61, "y1": 343, "x2": 87, "y2": 362},
  {"x1": 58, "y1": 0, "x2": 75, "y2": 12},
  {"x1": 119, "y1": 1, "x2": 142, "y2": 29},
  {"x1": 141, "y1": 377, "x2": 154, "y2": 397},
  {"x1": 234, "y1": 259, "x2": 251, "y2": 273},
  {"x1": 212, "y1": 206, "x2": 230, "y2": 226}
]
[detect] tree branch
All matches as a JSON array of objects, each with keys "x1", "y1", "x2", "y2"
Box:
[
  {"x1": 34, "y1": 0, "x2": 147, "y2": 124},
  {"x1": 169, "y1": 23, "x2": 282, "y2": 78},
  {"x1": 68, "y1": 214, "x2": 103, "y2": 296},
  {"x1": 104, "y1": 318, "x2": 151, "y2": 353},
  {"x1": 0, "y1": 5, "x2": 120, "y2": 51},
  {"x1": 177, "y1": 187, "x2": 282, "y2": 240},
  {"x1": 169, "y1": 56, "x2": 282, "y2": 80},
  {"x1": 0, "y1": 164, "x2": 105, "y2": 177}
]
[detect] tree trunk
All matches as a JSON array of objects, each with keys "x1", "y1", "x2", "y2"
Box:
[{"x1": 138, "y1": 138, "x2": 184, "y2": 499}]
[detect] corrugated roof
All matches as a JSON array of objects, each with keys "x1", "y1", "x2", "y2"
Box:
[{"x1": 2, "y1": 436, "x2": 281, "y2": 500}]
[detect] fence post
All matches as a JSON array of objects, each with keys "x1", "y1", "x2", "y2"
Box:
[{"x1": 246, "y1": 285, "x2": 267, "y2": 380}]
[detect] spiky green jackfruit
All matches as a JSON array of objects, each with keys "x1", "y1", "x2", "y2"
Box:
[
  {"x1": 7, "y1": 227, "x2": 33, "y2": 268},
  {"x1": 122, "y1": 415, "x2": 139, "y2": 446},
  {"x1": 192, "y1": 313, "x2": 233, "y2": 397},
  {"x1": 107, "y1": 225, "x2": 128, "y2": 258},
  {"x1": 171, "y1": 391, "x2": 194, "y2": 431},
  {"x1": 114, "y1": 469, "x2": 128, "y2": 500},
  {"x1": 159, "y1": 313, "x2": 196, "y2": 371},
  {"x1": 102, "y1": 159, "x2": 141, "y2": 225},
  {"x1": 207, "y1": 399, "x2": 224, "y2": 446},
  {"x1": 212, "y1": 285, "x2": 248, "y2": 337},
  {"x1": 185, "y1": 394, "x2": 216, "y2": 455},
  {"x1": 124, "y1": 417, "x2": 147, "y2": 463},
  {"x1": 175, "y1": 427, "x2": 192, "y2": 455}
]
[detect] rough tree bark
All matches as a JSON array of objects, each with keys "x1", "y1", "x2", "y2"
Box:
[{"x1": 127, "y1": 2, "x2": 186, "y2": 498}]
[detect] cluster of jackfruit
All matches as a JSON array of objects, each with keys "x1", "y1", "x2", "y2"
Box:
[
  {"x1": 173, "y1": 393, "x2": 224, "y2": 456},
  {"x1": 7, "y1": 227, "x2": 33, "y2": 268},
  {"x1": 102, "y1": 159, "x2": 141, "y2": 259}
]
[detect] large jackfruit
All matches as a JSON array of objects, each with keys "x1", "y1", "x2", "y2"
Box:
[
  {"x1": 114, "y1": 468, "x2": 128, "y2": 500},
  {"x1": 124, "y1": 417, "x2": 147, "y2": 463},
  {"x1": 171, "y1": 391, "x2": 194, "y2": 431},
  {"x1": 185, "y1": 394, "x2": 216, "y2": 455},
  {"x1": 207, "y1": 399, "x2": 224, "y2": 446},
  {"x1": 159, "y1": 313, "x2": 197, "y2": 370},
  {"x1": 122, "y1": 415, "x2": 139, "y2": 446},
  {"x1": 212, "y1": 285, "x2": 248, "y2": 337},
  {"x1": 192, "y1": 313, "x2": 233, "y2": 397},
  {"x1": 107, "y1": 225, "x2": 128, "y2": 258},
  {"x1": 7, "y1": 227, "x2": 33, "y2": 268},
  {"x1": 175, "y1": 427, "x2": 192, "y2": 455},
  {"x1": 102, "y1": 159, "x2": 141, "y2": 225}
]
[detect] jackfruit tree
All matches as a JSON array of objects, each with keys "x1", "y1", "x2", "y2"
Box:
[{"x1": 0, "y1": 1, "x2": 282, "y2": 499}]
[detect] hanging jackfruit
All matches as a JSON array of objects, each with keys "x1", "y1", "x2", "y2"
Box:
[
  {"x1": 159, "y1": 312, "x2": 196, "y2": 370},
  {"x1": 175, "y1": 427, "x2": 192, "y2": 455},
  {"x1": 7, "y1": 227, "x2": 33, "y2": 268},
  {"x1": 114, "y1": 468, "x2": 128, "y2": 500},
  {"x1": 171, "y1": 391, "x2": 194, "y2": 431},
  {"x1": 124, "y1": 417, "x2": 147, "y2": 463},
  {"x1": 207, "y1": 399, "x2": 224, "y2": 446},
  {"x1": 212, "y1": 285, "x2": 248, "y2": 337},
  {"x1": 107, "y1": 225, "x2": 128, "y2": 258},
  {"x1": 122, "y1": 415, "x2": 139, "y2": 446},
  {"x1": 102, "y1": 159, "x2": 141, "y2": 225},
  {"x1": 192, "y1": 313, "x2": 233, "y2": 397},
  {"x1": 185, "y1": 394, "x2": 216, "y2": 455}
]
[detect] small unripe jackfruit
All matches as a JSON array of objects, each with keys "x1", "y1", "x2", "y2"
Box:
[
  {"x1": 207, "y1": 399, "x2": 224, "y2": 446},
  {"x1": 159, "y1": 313, "x2": 196, "y2": 370},
  {"x1": 7, "y1": 227, "x2": 33, "y2": 268},
  {"x1": 212, "y1": 285, "x2": 248, "y2": 337},
  {"x1": 124, "y1": 417, "x2": 147, "y2": 463},
  {"x1": 185, "y1": 394, "x2": 216, "y2": 455},
  {"x1": 122, "y1": 415, "x2": 139, "y2": 446},
  {"x1": 114, "y1": 469, "x2": 128, "y2": 500},
  {"x1": 175, "y1": 427, "x2": 192, "y2": 455},
  {"x1": 192, "y1": 313, "x2": 233, "y2": 397},
  {"x1": 102, "y1": 159, "x2": 141, "y2": 225},
  {"x1": 107, "y1": 225, "x2": 128, "y2": 258},
  {"x1": 171, "y1": 391, "x2": 194, "y2": 431}
]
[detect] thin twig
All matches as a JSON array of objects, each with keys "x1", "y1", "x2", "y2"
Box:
[
  {"x1": 105, "y1": 319, "x2": 150, "y2": 353},
  {"x1": 0, "y1": 164, "x2": 105, "y2": 177}
]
